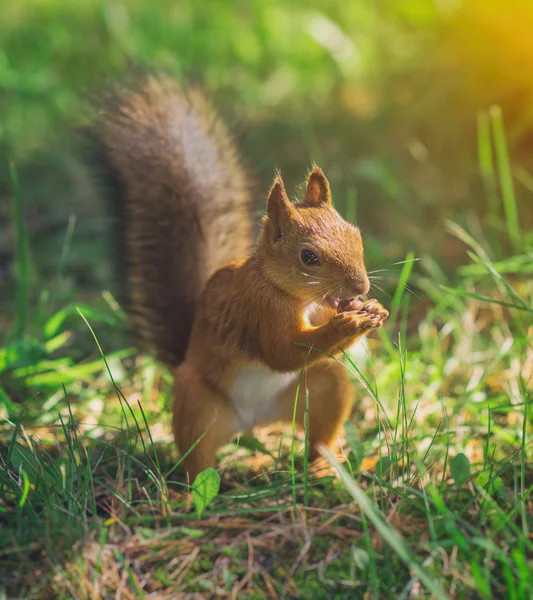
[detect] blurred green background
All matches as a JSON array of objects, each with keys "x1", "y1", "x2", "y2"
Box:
[{"x1": 2, "y1": 0, "x2": 533, "y2": 309}]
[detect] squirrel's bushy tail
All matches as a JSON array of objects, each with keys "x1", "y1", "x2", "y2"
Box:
[{"x1": 95, "y1": 75, "x2": 252, "y2": 365}]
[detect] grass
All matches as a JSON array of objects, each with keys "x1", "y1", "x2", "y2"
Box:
[
  {"x1": 1, "y1": 2, "x2": 533, "y2": 597},
  {"x1": 1, "y1": 121, "x2": 532, "y2": 597}
]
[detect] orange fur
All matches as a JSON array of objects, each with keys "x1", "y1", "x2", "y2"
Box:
[{"x1": 173, "y1": 168, "x2": 388, "y2": 479}]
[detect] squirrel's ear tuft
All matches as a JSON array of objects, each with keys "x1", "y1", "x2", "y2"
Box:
[
  {"x1": 266, "y1": 172, "x2": 293, "y2": 240},
  {"x1": 303, "y1": 165, "x2": 331, "y2": 207}
]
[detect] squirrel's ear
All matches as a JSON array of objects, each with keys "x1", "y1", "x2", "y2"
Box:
[
  {"x1": 266, "y1": 172, "x2": 293, "y2": 240},
  {"x1": 303, "y1": 165, "x2": 331, "y2": 207}
]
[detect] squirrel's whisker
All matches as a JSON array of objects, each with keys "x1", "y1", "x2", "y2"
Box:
[
  {"x1": 400, "y1": 284, "x2": 420, "y2": 299},
  {"x1": 371, "y1": 283, "x2": 391, "y2": 299},
  {"x1": 368, "y1": 275, "x2": 388, "y2": 283},
  {"x1": 300, "y1": 271, "x2": 329, "y2": 282},
  {"x1": 367, "y1": 257, "x2": 420, "y2": 275},
  {"x1": 303, "y1": 282, "x2": 338, "y2": 307}
]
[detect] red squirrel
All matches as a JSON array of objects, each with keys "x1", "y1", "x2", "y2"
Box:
[{"x1": 95, "y1": 75, "x2": 388, "y2": 480}]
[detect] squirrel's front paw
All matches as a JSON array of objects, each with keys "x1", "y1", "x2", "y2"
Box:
[
  {"x1": 361, "y1": 299, "x2": 389, "y2": 328},
  {"x1": 331, "y1": 311, "x2": 376, "y2": 335}
]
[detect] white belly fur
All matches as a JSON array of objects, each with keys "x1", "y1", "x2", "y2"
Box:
[
  {"x1": 228, "y1": 302, "x2": 365, "y2": 432},
  {"x1": 229, "y1": 362, "x2": 297, "y2": 431}
]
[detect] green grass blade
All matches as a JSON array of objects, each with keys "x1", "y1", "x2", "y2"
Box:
[
  {"x1": 389, "y1": 252, "x2": 416, "y2": 325},
  {"x1": 447, "y1": 221, "x2": 530, "y2": 310},
  {"x1": 303, "y1": 388, "x2": 309, "y2": 508},
  {"x1": 477, "y1": 111, "x2": 499, "y2": 222},
  {"x1": 465, "y1": 251, "x2": 530, "y2": 310},
  {"x1": 291, "y1": 354, "x2": 309, "y2": 507},
  {"x1": 520, "y1": 387, "x2": 528, "y2": 537},
  {"x1": 18, "y1": 470, "x2": 30, "y2": 508},
  {"x1": 440, "y1": 285, "x2": 533, "y2": 313},
  {"x1": 490, "y1": 106, "x2": 521, "y2": 251}
]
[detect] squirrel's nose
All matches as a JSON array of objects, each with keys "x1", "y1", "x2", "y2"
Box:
[{"x1": 347, "y1": 273, "x2": 370, "y2": 297}]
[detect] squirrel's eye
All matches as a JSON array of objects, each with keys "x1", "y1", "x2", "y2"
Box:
[{"x1": 300, "y1": 249, "x2": 320, "y2": 266}]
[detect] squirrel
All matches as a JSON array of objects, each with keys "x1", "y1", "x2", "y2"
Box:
[{"x1": 94, "y1": 75, "x2": 389, "y2": 480}]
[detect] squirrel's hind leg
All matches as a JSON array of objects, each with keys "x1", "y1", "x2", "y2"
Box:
[
  {"x1": 275, "y1": 360, "x2": 353, "y2": 460},
  {"x1": 172, "y1": 364, "x2": 237, "y2": 482}
]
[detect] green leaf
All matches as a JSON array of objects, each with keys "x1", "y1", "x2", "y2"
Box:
[
  {"x1": 135, "y1": 527, "x2": 164, "y2": 541},
  {"x1": 42, "y1": 307, "x2": 70, "y2": 339},
  {"x1": 44, "y1": 331, "x2": 71, "y2": 353},
  {"x1": 237, "y1": 433, "x2": 273, "y2": 457},
  {"x1": 351, "y1": 546, "x2": 370, "y2": 570},
  {"x1": 0, "y1": 339, "x2": 46, "y2": 372},
  {"x1": 192, "y1": 467, "x2": 220, "y2": 519},
  {"x1": 180, "y1": 527, "x2": 205, "y2": 539},
  {"x1": 74, "y1": 304, "x2": 120, "y2": 328},
  {"x1": 375, "y1": 456, "x2": 391, "y2": 479},
  {"x1": 450, "y1": 453, "x2": 470, "y2": 486},
  {"x1": 43, "y1": 304, "x2": 119, "y2": 340},
  {"x1": 475, "y1": 471, "x2": 504, "y2": 497},
  {"x1": 344, "y1": 421, "x2": 364, "y2": 472},
  {"x1": 223, "y1": 567, "x2": 234, "y2": 590}
]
